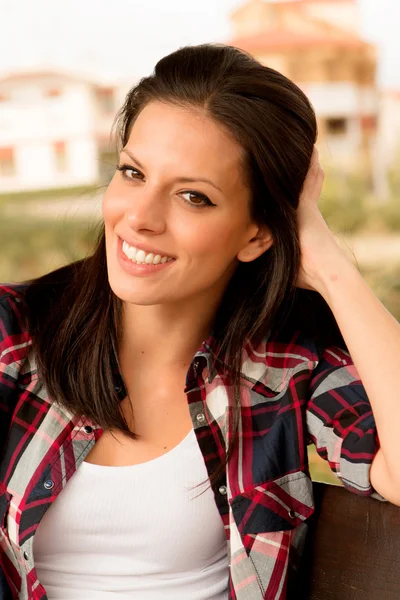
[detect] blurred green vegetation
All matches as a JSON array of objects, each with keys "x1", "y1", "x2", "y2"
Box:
[
  {"x1": 360, "y1": 262, "x2": 400, "y2": 322},
  {"x1": 1, "y1": 166, "x2": 399, "y2": 485},
  {"x1": 0, "y1": 215, "x2": 99, "y2": 283},
  {"x1": 319, "y1": 167, "x2": 400, "y2": 235},
  {"x1": 0, "y1": 185, "x2": 96, "y2": 206}
]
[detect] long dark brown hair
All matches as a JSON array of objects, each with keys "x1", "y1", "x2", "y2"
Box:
[{"x1": 23, "y1": 44, "x2": 345, "y2": 486}]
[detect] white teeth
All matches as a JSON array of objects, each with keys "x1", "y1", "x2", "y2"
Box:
[
  {"x1": 122, "y1": 241, "x2": 173, "y2": 265},
  {"x1": 135, "y1": 249, "x2": 146, "y2": 263},
  {"x1": 122, "y1": 241, "x2": 136, "y2": 260},
  {"x1": 145, "y1": 253, "x2": 154, "y2": 264}
]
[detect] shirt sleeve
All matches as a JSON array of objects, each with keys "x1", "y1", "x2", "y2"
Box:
[
  {"x1": 306, "y1": 343, "x2": 385, "y2": 501},
  {"x1": 0, "y1": 287, "x2": 29, "y2": 457}
]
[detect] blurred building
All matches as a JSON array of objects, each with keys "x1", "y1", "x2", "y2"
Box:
[
  {"x1": 370, "y1": 88, "x2": 400, "y2": 201},
  {"x1": 378, "y1": 89, "x2": 400, "y2": 168},
  {"x1": 229, "y1": 0, "x2": 378, "y2": 174},
  {"x1": 0, "y1": 70, "x2": 122, "y2": 193}
]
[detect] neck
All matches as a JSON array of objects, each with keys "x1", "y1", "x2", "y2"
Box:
[{"x1": 119, "y1": 295, "x2": 219, "y2": 371}]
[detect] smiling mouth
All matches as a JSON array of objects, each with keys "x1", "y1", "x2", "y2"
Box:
[{"x1": 121, "y1": 240, "x2": 175, "y2": 265}]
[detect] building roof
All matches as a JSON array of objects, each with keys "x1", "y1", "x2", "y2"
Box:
[
  {"x1": 229, "y1": 0, "x2": 368, "y2": 52},
  {"x1": 305, "y1": 0, "x2": 356, "y2": 3},
  {"x1": 0, "y1": 69, "x2": 121, "y2": 88},
  {"x1": 382, "y1": 89, "x2": 400, "y2": 100},
  {"x1": 229, "y1": 31, "x2": 368, "y2": 52},
  {"x1": 268, "y1": 0, "x2": 356, "y2": 6},
  {"x1": 231, "y1": 0, "x2": 356, "y2": 19},
  {"x1": 0, "y1": 70, "x2": 91, "y2": 84}
]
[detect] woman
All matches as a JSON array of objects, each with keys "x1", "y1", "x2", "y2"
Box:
[{"x1": 0, "y1": 43, "x2": 399, "y2": 600}]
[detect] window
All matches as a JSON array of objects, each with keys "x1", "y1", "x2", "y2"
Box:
[
  {"x1": 361, "y1": 115, "x2": 377, "y2": 132},
  {"x1": 12, "y1": 86, "x2": 41, "y2": 102},
  {"x1": 47, "y1": 88, "x2": 61, "y2": 98},
  {"x1": 54, "y1": 141, "x2": 67, "y2": 172},
  {"x1": 326, "y1": 117, "x2": 347, "y2": 135},
  {"x1": 97, "y1": 87, "x2": 114, "y2": 113},
  {"x1": 0, "y1": 147, "x2": 15, "y2": 176}
]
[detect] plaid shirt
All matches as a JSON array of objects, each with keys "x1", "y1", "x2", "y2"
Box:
[{"x1": 0, "y1": 283, "x2": 381, "y2": 600}]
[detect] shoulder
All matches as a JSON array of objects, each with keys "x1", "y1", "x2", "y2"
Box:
[
  {"x1": 246, "y1": 328, "x2": 319, "y2": 369},
  {"x1": 0, "y1": 283, "x2": 31, "y2": 361},
  {"x1": 0, "y1": 282, "x2": 28, "y2": 302},
  {"x1": 0, "y1": 285, "x2": 33, "y2": 455},
  {"x1": 240, "y1": 329, "x2": 317, "y2": 393},
  {"x1": 242, "y1": 327, "x2": 352, "y2": 393}
]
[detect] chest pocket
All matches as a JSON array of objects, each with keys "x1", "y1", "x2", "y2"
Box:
[{"x1": 229, "y1": 470, "x2": 314, "y2": 535}]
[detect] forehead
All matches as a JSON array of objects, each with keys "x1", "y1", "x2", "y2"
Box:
[{"x1": 125, "y1": 101, "x2": 247, "y2": 186}]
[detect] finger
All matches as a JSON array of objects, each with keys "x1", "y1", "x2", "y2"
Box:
[
  {"x1": 300, "y1": 160, "x2": 324, "y2": 204},
  {"x1": 309, "y1": 146, "x2": 320, "y2": 171}
]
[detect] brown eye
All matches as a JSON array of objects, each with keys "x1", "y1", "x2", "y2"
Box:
[
  {"x1": 180, "y1": 191, "x2": 215, "y2": 208},
  {"x1": 116, "y1": 165, "x2": 143, "y2": 180}
]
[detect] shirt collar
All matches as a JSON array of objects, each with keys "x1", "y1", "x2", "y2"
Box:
[{"x1": 112, "y1": 327, "x2": 237, "y2": 394}]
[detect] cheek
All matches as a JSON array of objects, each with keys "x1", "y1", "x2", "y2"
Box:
[{"x1": 181, "y1": 217, "x2": 242, "y2": 263}]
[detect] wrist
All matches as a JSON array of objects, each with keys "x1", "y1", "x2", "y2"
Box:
[{"x1": 312, "y1": 248, "x2": 359, "y2": 301}]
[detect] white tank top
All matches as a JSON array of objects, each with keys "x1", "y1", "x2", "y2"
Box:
[{"x1": 33, "y1": 427, "x2": 229, "y2": 599}]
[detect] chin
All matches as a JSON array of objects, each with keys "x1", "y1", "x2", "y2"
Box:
[{"x1": 107, "y1": 276, "x2": 165, "y2": 306}]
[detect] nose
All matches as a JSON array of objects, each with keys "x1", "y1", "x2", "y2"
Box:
[{"x1": 125, "y1": 188, "x2": 166, "y2": 235}]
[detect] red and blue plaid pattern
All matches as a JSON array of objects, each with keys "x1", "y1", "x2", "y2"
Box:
[{"x1": 0, "y1": 284, "x2": 381, "y2": 599}]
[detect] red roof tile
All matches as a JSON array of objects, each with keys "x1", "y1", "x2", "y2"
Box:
[
  {"x1": 278, "y1": 0, "x2": 355, "y2": 4},
  {"x1": 229, "y1": 31, "x2": 367, "y2": 51}
]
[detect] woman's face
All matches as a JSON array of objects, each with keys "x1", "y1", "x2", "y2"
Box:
[{"x1": 102, "y1": 100, "x2": 272, "y2": 308}]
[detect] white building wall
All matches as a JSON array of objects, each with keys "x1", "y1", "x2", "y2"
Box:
[
  {"x1": 17, "y1": 142, "x2": 54, "y2": 187},
  {"x1": 377, "y1": 92, "x2": 400, "y2": 165},
  {"x1": 323, "y1": 117, "x2": 361, "y2": 162},
  {"x1": 68, "y1": 138, "x2": 98, "y2": 182},
  {"x1": 0, "y1": 75, "x2": 100, "y2": 192},
  {"x1": 300, "y1": 81, "x2": 378, "y2": 167},
  {"x1": 303, "y1": 82, "x2": 378, "y2": 117}
]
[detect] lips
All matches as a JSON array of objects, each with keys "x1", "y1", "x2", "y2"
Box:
[
  {"x1": 122, "y1": 240, "x2": 174, "y2": 265},
  {"x1": 116, "y1": 236, "x2": 175, "y2": 276},
  {"x1": 118, "y1": 235, "x2": 174, "y2": 259}
]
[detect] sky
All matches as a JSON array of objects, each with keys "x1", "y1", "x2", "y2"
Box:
[{"x1": 0, "y1": 0, "x2": 398, "y2": 89}]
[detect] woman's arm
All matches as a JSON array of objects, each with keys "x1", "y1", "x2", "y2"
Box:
[
  {"x1": 312, "y1": 253, "x2": 400, "y2": 505},
  {"x1": 296, "y1": 148, "x2": 400, "y2": 505}
]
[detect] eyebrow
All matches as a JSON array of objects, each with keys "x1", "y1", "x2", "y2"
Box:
[{"x1": 120, "y1": 147, "x2": 223, "y2": 193}]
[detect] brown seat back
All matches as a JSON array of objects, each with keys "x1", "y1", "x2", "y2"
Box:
[{"x1": 294, "y1": 482, "x2": 400, "y2": 600}]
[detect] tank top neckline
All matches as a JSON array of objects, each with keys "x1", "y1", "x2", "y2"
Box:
[{"x1": 80, "y1": 426, "x2": 196, "y2": 471}]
